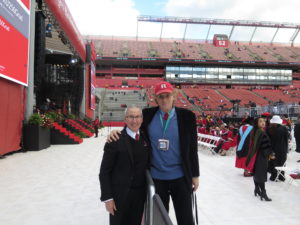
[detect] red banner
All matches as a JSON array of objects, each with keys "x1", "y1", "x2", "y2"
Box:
[
  {"x1": 45, "y1": 0, "x2": 86, "y2": 61},
  {"x1": 0, "y1": 0, "x2": 30, "y2": 86},
  {"x1": 21, "y1": 0, "x2": 30, "y2": 10},
  {"x1": 90, "y1": 41, "x2": 97, "y2": 62},
  {"x1": 0, "y1": 78, "x2": 25, "y2": 154}
]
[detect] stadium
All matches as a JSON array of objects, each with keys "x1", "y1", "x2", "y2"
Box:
[
  {"x1": 1, "y1": 1, "x2": 300, "y2": 225},
  {"x1": 86, "y1": 16, "x2": 300, "y2": 124}
]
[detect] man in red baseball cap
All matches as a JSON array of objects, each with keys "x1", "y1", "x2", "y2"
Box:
[
  {"x1": 108, "y1": 81, "x2": 200, "y2": 225},
  {"x1": 154, "y1": 81, "x2": 174, "y2": 95},
  {"x1": 153, "y1": 81, "x2": 176, "y2": 113}
]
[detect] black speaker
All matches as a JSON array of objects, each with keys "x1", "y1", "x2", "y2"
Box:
[
  {"x1": 34, "y1": 11, "x2": 46, "y2": 106},
  {"x1": 86, "y1": 44, "x2": 91, "y2": 63}
]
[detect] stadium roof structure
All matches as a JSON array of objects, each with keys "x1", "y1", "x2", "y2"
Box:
[{"x1": 136, "y1": 15, "x2": 300, "y2": 46}]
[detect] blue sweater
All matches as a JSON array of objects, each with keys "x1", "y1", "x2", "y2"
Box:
[{"x1": 148, "y1": 108, "x2": 184, "y2": 180}]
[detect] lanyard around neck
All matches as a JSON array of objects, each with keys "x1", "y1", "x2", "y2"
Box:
[{"x1": 159, "y1": 110, "x2": 173, "y2": 136}]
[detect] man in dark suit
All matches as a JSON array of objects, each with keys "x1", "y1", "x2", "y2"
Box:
[
  {"x1": 99, "y1": 106, "x2": 150, "y2": 225},
  {"x1": 109, "y1": 81, "x2": 200, "y2": 225}
]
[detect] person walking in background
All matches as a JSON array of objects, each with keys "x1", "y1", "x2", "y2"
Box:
[
  {"x1": 294, "y1": 115, "x2": 300, "y2": 153},
  {"x1": 246, "y1": 117, "x2": 273, "y2": 201},
  {"x1": 282, "y1": 114, "x2": 292, "y2": 132},
  {"x1": 236, "y1": 117, "x2": 254, "y2": 177},
  {"x1": 93, "y1": 116, "x2": 100, "y2": 138},
  {"x1": 99, "y1": 106, "x2": 150, "y2": 225},
  {"x1": 267, "y1": 115, "x2": 289, "y2": 181},
  {"x1": 107, "y1": 81, "x2": 199, "y2": 225}
]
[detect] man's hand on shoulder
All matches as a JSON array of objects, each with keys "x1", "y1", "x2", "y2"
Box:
[{"x1": 106, "y1": 130, "x2": 122, "y2": 143}]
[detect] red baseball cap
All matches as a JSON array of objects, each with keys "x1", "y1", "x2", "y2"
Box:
[{"x1": 155, "y1": 81, "x2": 174, "y2": 95}]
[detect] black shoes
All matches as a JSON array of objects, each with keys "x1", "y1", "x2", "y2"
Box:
[
  {"x1": 270, "y1": 175, "x2": 285, "y2": 182},
  {"x1": 269, "y1": 175, "x2": 276, "y2": 181},
  {"x1": 254, "y1": 188, "x2": 261, "y2": 197},
  {"x1": 278, "y1": 176, "x2": 285, "y2": 182},
  {"x1": 260, "y1": 190, "x2": 272, "y2": 201}
]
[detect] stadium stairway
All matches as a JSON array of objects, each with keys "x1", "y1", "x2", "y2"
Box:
[
  {"x1": 76, "y1": 119, "x2": 94, "y2": 130},
  {"x1": 251, "y1": 91, "x2": 271, "y2": 103},
  {"x1": 100, "y1": 89, "x2": 148, "y2": 121},
  {"x1": 179, "y1": 89, "x2": 202, "y2": 112},
  {"x1": 51, "y1": 123, "x2": 83, "y2": 144},
  {"x1": 215, "y1": 89, "x2": 231, "y2": 102},
  {"x1": 64, "y1": 119, "x2": 94, "y2": 137}
]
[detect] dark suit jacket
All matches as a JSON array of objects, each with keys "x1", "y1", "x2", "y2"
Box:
[
  {"x1": 99, "y1": 128, "x2": 150, "y2": 206},
  {"x1": 141, "y1": 107, "x2": 200, "y2": 191},
  {"x1": 294, "y1": 122, "x2": 300, "y2": 141}
]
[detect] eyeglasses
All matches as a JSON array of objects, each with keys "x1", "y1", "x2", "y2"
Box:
[
  {"x1": 157, "y1": 94, "x2": 172, "y2": 99},
  {"x1": 126, "y1": 115, "x2": 143, "y2": 120}
]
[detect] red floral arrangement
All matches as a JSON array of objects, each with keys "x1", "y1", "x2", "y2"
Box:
[{"x1": 40, "y1": 114, "x2": 54, "y2": 128}]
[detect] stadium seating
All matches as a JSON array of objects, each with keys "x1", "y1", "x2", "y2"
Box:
[
  {"x1": 293, "y1": 80, "x2": 300, "y2": 87},
  {"x1": 218, "y1": 89, "x2": 269, "y2": 106},
  {"x1": 100, "y1": 89, "x2": 148, "y2": 121},
  {"x1": 92, "y1": 39, "x2": 300, "y2": 62},
  {"x1": 92, "y1": 39, "x2": 300, "y2": 122},
  {"x1": 252, "y1": 89, "x2": 299, "y2": 104},
  {"x1": 182, "y1": 87, "x2": 231, "y2": 110},
  {"x1": 227, "y1": 44, "x2": 253, "y2": 61},
  {"x1": 95, "y1": 77, "x2": 163, "y2": 88}
]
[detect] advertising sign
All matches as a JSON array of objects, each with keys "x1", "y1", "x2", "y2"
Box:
[{"x1": 0, "y1": 0, "x2": 30, "y2": 86}]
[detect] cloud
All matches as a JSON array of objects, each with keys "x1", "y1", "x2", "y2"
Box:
[
  {"x1": 165, "y1": 0, "x2": 300, "y2": 42},
  {"x1": 64, "y1": 0, "x2": 300, "y2": 43},
  {"x1": 165, "y1": 0, "x2": 300, "y2": 22},
  {"x1": 65, "y1": 0, "x2": 140, "y2": 36}
]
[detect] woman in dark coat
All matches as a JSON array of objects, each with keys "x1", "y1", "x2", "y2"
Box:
[
  {"x1": 266, "y1": 115, "x2": 289, "y2": 181},
  {"x1": 246, "y1": 117, "x2": 273, "y2": 201},
  {"x1": 294, "y1": 115, "x2": 300, "y2": 153}
]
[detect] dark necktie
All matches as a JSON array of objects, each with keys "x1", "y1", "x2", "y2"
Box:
[
  {"x1": 163, "y1": 113, "x2": 169, "y2": 121},
  {"x1": 135, "y1": 133, "x2": 139, "y2": 141}
]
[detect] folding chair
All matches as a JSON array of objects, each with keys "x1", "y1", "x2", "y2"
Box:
[
  {"x1": 275, "y1": 166, "x2": 300, "y2": 189},
  {"x1": 274, "y1": 162, "x2": 287, "y2": 182}
]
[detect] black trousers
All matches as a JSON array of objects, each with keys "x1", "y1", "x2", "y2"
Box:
[
  {"x1": 153, "y1": 177, "x2": 194, "y2": 225},
  {"x1": 94, "y1": 126, "x2": 99, "y2": 137},
  {"x1": 268, "y1": 156, "x2": 286, "y2": 180},
  {"x1": 296, "y1": 138, "x2": 300, "y2": 153},
  {"x1": 110, "y1": 188, "x2": 146, "y2": 225}
]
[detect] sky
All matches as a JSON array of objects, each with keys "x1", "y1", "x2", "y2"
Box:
[{"x1": 65, "y1": 0, "x2": 300, "y2": 43}]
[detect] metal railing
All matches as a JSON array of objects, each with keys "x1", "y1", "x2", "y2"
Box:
[
  {"x1": 237, "y1": 104, "x2": 300, "y2": 119},
  {"x1": 144, "y1": 170, "x2": 156, "y2": 225},
  {"x1": 152, "y1": 194, "x2": 174, "y2": 225},
  {"x1": 144, "y1": 170, "x2": 174, "y2": 225}
]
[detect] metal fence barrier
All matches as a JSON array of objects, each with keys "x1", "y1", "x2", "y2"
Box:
[
  {"x1": 235, "y1": 104, "x2": 300, "y2": 120},
  {"x1": 152, "y1": 194, "x2": 174, "y2": 225},
  {"x1": 144, "y1": 170, "x2": 173, "y2": 225}
]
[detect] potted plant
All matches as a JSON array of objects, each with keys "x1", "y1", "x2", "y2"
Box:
[{"x1": 23, "y1": 113, "x2": 53, "y2": 151}]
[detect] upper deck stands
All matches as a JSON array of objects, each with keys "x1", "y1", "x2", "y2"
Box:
[
  {"x1": 226, "y1": 44, "x2": 253, "y2": 61},
  {"x1": 93, "y1": 39, "x2": 300, "y2": 62}
]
